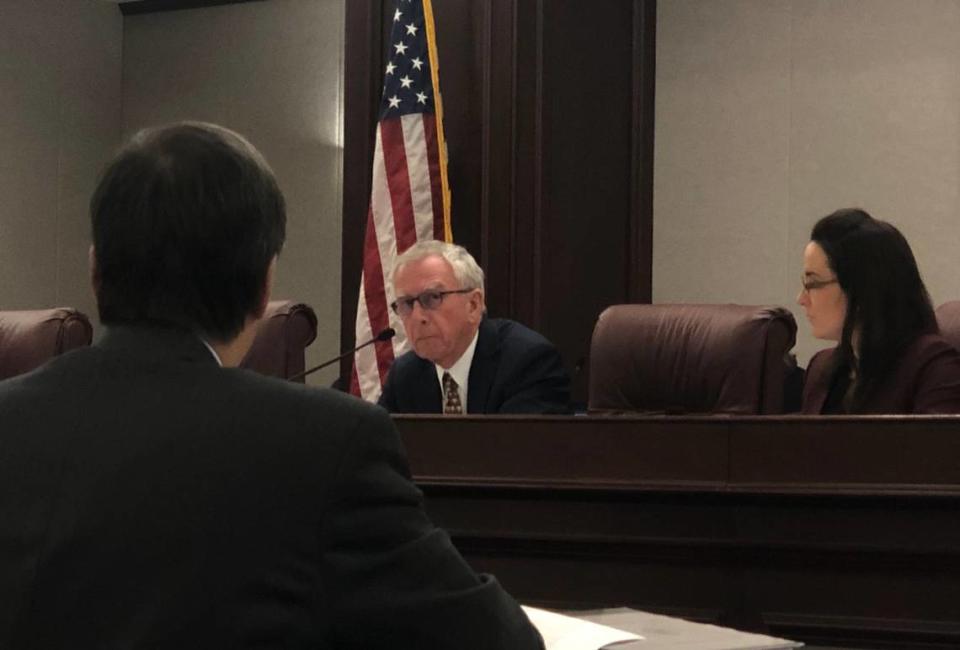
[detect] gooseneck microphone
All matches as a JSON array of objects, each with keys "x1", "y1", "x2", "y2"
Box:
[{"x1": 288, "y1": 327, "x2": 396, "y2": 382}]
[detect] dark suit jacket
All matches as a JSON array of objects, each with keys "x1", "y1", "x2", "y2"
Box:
[
  {"x1": 801, "y1": 333, "x2": 960, "y2": 414},
  {"x1": 379, "y1": 318, "x2": 570, "y2": 414},
  {"x1": 0, "y1": 325, "x2": 542, "y2": 649}
]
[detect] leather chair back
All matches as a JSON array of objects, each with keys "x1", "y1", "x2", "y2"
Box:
[
  {"x1": 588, "y1": 304, "x2": 798, "y2": 414},
  {"x1": 240, "y1": 301, "x2": 318, "y2": 382},
  {"x1": 0, "y1": 308, "x2": 93, "y2": 380},
  {"x1": 936, "y1": 301, "x2": 960, "y2": 352}
]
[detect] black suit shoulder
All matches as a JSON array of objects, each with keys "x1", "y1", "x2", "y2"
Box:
[
  {"x1": 485, "y1": 318, "x2": 550, "y2": 349},
  {"x1": 378, "y1": 348, "x2": 438, "y2": 414},
  {"x1": 471, "y1": 318, "x2": 571, "y2": 414},
  {"x1": 0, "y1": 334, "x2": 543, "y2": 649}
]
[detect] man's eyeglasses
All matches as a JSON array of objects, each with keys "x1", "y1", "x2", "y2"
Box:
[
  {"x1": 801, "y1": 277, "x2": 838, "y2": 292},
  {"x1": 390, "y1": 288, "x2": 475, "y2": 317}
]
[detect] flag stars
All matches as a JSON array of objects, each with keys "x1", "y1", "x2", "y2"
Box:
[{"x1": 380, "y1": 4, "x2": 430, "y2": 114}]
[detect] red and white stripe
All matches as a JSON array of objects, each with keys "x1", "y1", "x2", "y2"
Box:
[{"x1": 351, "y1": 112, "x2": 445, "y2": 402}]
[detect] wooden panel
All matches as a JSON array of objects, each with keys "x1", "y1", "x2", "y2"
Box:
[
  {"x1": 399, "y1": 415, "x2": 728, "y2": 488},
  {"x1": 341, "y1": 1, "x2": 657, "y2": 404},
  {"x1": 395, "y1": 415, "x2": 960, "y2": 649},
  {"x1": 728, "y1": 416, "x2": 960, "y2": 492},
  {"x1": 630, "y1": 0, "x2": 656, "y2": 304},
  {"x1": 537, "y1": 2, "x2": 636, "y2": 370},
  {"x1": 339, "y1": 0, "x2": 383, "y2": 380}
]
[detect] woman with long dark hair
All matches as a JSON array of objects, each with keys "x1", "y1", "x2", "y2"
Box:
[{"x1": 798, "y1": 208, "x2": 960, "y2": 413}]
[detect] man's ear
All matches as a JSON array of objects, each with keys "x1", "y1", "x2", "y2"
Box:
[
  {"x1": 255, "y1": 256, "x2": 277, "y2": 319},
  {"x1": 468, "y1": 288, "x2": 485, "y2": 323}
]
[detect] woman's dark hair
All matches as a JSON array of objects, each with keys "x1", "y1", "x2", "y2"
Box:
[
  {"x1": 811, "y1": 208, "x2": 937, "y2": 407},
  {"x1": 91, "y1": 122, "x2": 286, "y2": 342}
]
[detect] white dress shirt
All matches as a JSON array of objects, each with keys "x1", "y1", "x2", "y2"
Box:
[{"x1": 434, "y1": 330, "x2": 479, "y2": 413}]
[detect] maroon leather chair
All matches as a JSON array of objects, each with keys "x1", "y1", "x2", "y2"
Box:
[
  {"x1": 240, "y1": 300, "x2": 318, "y2": 382},
  {"x1": 0, "y1": 308, "x2": 93, "y2": 380},
  {"x1": 588, "y1": 304, "x2": 798, "y2": 414},
  {"x1": 936, "y1": 301, "x2": 960, "y2": 352}
]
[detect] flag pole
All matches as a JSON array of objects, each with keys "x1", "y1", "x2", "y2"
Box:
[{"x1": 421, "y1": 0, "x2": 452, "y2": 243}]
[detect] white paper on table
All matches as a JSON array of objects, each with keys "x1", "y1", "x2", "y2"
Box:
[{"x1": 522, "y1": 605, "x2": 643, "y2": 650}]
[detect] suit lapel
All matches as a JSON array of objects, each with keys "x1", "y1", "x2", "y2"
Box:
[
  {"x1": 466, "y1": 319, "x2": 498, "y2": 414},
  {"x1": 413, "y1": 356, "x2": 443, "y2": 413}
]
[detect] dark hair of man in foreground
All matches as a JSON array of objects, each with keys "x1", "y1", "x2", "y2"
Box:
[
  {"x1": 91, "y1": 122, "x2": 286, "y2": 341},
  {"x1": 0, "y1": 122, "x2": 542, "y2": 649}
]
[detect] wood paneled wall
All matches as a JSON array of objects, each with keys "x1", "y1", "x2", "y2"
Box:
[{"x1": 342, "y1": 1, "x2": 656, "y2": 402}]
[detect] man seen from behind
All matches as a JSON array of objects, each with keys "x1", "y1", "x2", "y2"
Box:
[{"x1": 0, "y1": 122, "x2": 542, "y2": 650}]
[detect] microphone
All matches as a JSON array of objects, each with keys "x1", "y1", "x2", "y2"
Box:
[{"x1": 288, "y1": 327, "x2": 396, "y2": 382}]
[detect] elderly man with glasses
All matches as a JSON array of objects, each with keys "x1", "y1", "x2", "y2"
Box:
[{"x1": 379, "y1": 240, "x2": 570, "y2": 414}]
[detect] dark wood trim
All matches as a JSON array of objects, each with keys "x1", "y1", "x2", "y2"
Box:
[
  {"x1": 530, "y1": 0, "x2": 545, "y2": 330},
  {"x1": 506, "y1": 0, "x2": 519, "y2": 319},
  {"x1": 478, "y1": 0, "x2": 494, "y2": 267},
  {"x1": 509, "y1": 0, "x2": 540, "y2": 328},
  {"x1": 339, "y1": 0, "x2": 384, "y2": 382},
  {"x1": 395, "y1": 415, "x2": 960, "y2": 648},
  {"x1": 396, "y1": 414, "x2": 960, "y2": 489},
  {"x1": 118, "y1": 0, "x2": 265, "y2": 16},
  {"x1": 629, "y1": 0, "x2": 656, "y2": 303},
  {"x1": 478, "y1": 0, "x2": 516, "y2": 318}
]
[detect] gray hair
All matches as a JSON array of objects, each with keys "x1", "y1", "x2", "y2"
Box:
[{"x1": 392, "y1": 240, "x2": 485, "y2": 291}]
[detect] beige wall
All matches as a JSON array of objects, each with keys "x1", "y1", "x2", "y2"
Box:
[
  {"x1": 655, "y1": 0, "x2": 960, "y2": 365},
  {"x1": 121, "y1": 0, "x2": 345, "y2": 385},
  {"x1": 0, "y1": 0, "x2": 122, "y2": 318}
]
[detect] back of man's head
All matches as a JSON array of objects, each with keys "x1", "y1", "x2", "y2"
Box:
[{"x1": 90, "y1": 122, "x2": 286, "y2": 342}]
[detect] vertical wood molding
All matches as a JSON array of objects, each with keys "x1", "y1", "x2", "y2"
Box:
[
  {"x1": 339, "y1": 0, "x2": 384, "y2": 381},
  {"x1": 531, "y1": 0, "x2": 545, "y2": 330},
  {"x1": 479, "y1": 0, "x2": 516, "y2": 319},
  {"x1": 629, "y1": 0, "x2": 656, "y2": 303},
  {"x1": 479, "y1": 0, "x2": 494, "y2": 273}
]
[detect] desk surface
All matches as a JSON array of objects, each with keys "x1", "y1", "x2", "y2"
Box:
[
  {"x1": 394, "y1": 415, "x2": 960, "y2": 649},
  {"x1": 579, "y1": 608, "x2": 801, "y2": 649}
]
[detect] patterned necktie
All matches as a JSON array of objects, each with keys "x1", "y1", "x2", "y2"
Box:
[{"x1": 442, "y1": 372, "x2": 463, "y2": 415}]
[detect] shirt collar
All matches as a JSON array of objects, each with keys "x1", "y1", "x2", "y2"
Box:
[{"x1": 199, "y1": 337, "x2": 224, "y2": 367}]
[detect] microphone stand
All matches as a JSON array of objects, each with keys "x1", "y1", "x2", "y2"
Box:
[{"x1": 288, "y1": 328, "x2": 395, "y2": 382}]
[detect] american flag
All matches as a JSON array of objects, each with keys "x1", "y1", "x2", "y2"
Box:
[{"x1": 350, "y1": 0, "x2": 451, "y2": 402}]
